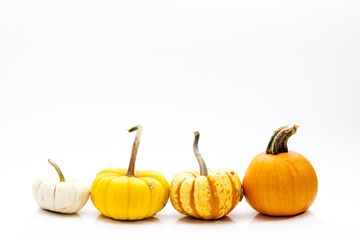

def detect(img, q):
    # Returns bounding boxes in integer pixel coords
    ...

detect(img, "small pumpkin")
[90,125,169,220]
[170,132,242,220]
[242,125,318,216]
[32,159,90,214]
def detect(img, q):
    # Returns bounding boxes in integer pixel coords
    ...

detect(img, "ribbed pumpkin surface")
[91,168,169,220]
[170,168,242,219]
[243,151,318,216]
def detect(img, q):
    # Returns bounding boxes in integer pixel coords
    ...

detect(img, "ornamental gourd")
[90,125,169,220]
[242,125,318,216]
[170,132,243,220]
[32,159,90,214]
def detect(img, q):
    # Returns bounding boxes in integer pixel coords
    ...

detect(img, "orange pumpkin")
[242,125,318,216]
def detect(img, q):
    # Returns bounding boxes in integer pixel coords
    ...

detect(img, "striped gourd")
[169,132,242,219]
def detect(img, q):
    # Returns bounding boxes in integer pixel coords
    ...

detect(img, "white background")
[1,0,360,239]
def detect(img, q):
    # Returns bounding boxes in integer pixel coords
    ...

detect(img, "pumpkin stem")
[266,124,298,155]
[125,125,143,177]
[48,159,65,182]
[193,132,208,176]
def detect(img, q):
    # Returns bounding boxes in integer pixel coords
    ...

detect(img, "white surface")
[1,0,360,239]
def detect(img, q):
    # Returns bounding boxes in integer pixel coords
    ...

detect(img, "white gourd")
[32,159,90,214]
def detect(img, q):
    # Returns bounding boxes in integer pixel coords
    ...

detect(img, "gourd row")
[33,124,318,220]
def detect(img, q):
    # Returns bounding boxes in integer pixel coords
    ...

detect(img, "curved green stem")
[266,124,298,155]
[48,159,65,182]
[193,131,208,176]
[125,125,143,177]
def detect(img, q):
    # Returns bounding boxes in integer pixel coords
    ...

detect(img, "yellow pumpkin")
[170,132,243,220]
[90,125,169,220]
[242,125,318,216]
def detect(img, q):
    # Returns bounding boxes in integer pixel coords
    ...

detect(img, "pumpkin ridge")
[137,171,169,207]
[285,158,307,212]
[53,182,59,211]
[207,175,220,219]
[126,178,130,219]
[35,178,47,203]
[267,156,277,214]
[249,157,266,213]
[189,179,200,218]
[73,183,85,213]
[300,158,318,211]
[145,181,153,219]
[129,178,149,220]
[98,176,116,218]
[224,171,238,213]
[140,177,162,218]
[170,173,188,215]
[104,177,115,218]
[144,179,154,218]
[68,183,76,213]
[276,158,291,215]
[177,178,189,215]
[189,171,198,178]
[259,156,271,212]
[90,176,102,207]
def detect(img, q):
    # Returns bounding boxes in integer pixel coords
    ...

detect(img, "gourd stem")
[125,125,143,177]
[48,159,65,182]
[193,132,208,176]
[266,124,298,155]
